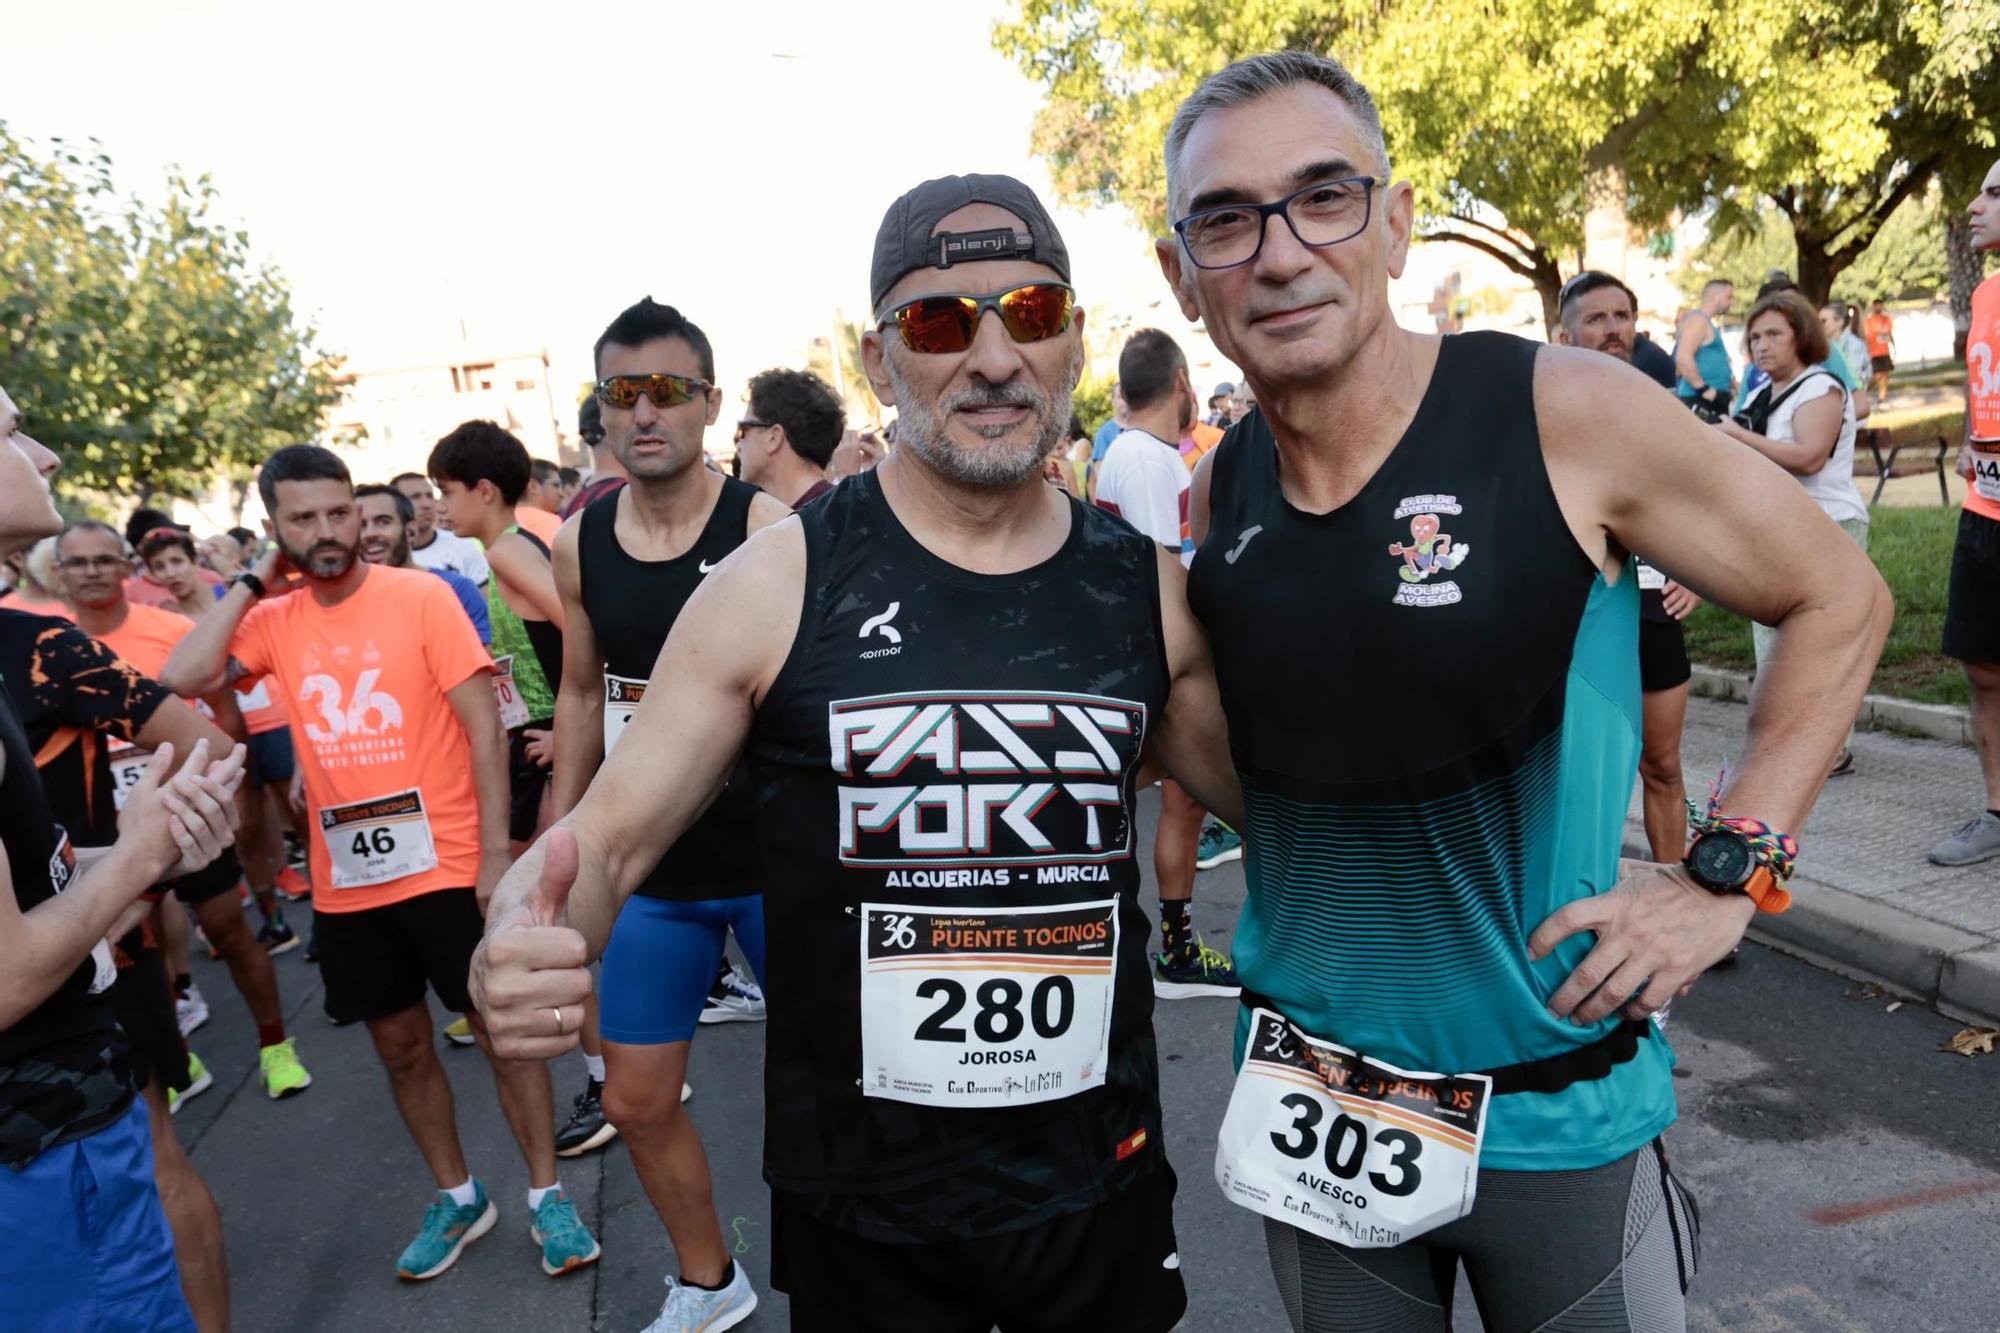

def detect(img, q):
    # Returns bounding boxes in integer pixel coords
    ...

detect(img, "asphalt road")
[172,793,2000,1332]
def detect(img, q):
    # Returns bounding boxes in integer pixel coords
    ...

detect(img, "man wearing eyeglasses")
[735,367,845,508]
[475,175,1238,1333]
[1158,50,1889,1332]
[535,297,790,1329]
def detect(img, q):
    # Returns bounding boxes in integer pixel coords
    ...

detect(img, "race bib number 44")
[860,899,1118,1108]
[320,789,439,890]
[1215,1008,1491,1250]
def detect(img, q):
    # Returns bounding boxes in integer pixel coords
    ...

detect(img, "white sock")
[443,1179,478,1207]
[527,1182,562,1210]
[582,1053,606,1082]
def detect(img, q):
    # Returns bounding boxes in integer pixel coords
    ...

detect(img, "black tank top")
[0,687,134,1167]
[749,468,1170,1243]
[578,476,761,899]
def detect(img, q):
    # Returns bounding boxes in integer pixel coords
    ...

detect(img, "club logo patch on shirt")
[1387,495,1471,608]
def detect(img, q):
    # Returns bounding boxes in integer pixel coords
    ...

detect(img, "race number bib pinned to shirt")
[492,655,530,731]
[320,789,439,890]
[107,743,154,812]
[1971,442,2000,505]
[860,899,1118,1108]
[1215,1008,1492,1250]
[1636,560,1668,592]
[603,673,645,754]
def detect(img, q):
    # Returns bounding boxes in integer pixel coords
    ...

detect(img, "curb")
[1623,834,2000,1026]
[1688,666,1972,747]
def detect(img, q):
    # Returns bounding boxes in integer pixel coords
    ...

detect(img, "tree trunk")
[1792,241,1838,308]
[1581,149,1631,280]
[1946,212,1980,362]
[1533,253,1565,341]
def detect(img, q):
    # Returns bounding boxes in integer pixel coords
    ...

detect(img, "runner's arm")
[472,519,805,1058]
[1711,389,1843,474]
[487,533,565,630]
[133,695,235,760]
[549,519,603,819]
[1671,312,1711,389]
[443,670,512,905]
[746,490,794,533]
[1151,550,1243,829]
[160,545,286,696]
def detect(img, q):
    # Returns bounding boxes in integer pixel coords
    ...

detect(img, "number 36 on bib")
[860,899,1118,1109]
[1215,1008,1492,1250]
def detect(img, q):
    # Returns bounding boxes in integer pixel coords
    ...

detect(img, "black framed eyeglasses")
[596,372,713,410]
[734,418,774,444]
[1172,175,1389,271]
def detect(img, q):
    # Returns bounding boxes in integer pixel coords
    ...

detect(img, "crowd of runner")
[3,47,1994,1333]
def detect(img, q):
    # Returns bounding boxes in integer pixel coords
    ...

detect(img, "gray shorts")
[1264,1140,1700,1333]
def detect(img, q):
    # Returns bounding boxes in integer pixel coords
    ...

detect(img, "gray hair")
[1165,50,1391,218]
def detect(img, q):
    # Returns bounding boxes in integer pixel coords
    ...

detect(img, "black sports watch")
[1683,828,1756,894]
[232,571,266,600]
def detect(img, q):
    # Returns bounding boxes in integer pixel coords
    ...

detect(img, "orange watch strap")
[1741,865,1791,914]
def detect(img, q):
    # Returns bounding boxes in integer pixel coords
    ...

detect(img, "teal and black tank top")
[487,526,563,726]
[1676,319,1732,401]
[1186,331,1674,1171]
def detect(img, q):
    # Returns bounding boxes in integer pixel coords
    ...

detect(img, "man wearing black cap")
[473,173,1240,1331]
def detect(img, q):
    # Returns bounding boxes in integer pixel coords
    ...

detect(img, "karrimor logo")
[858,602,903,659]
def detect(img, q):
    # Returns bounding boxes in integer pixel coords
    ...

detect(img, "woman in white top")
[1820,301,1876,420]
[1717,288,1868,773]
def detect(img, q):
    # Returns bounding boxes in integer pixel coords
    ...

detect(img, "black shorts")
[1870,352,1894,373]
[246,728,295,789]
[315,888,483,1025]
[108,943,190,1095]
[1639,613,1692,693]
[506,722,552,843]
[168,850,242,907]
[772,1164,1186,1333]
[1944,509,2000,665]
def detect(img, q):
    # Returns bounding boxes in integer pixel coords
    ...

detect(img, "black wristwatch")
[232,571,266,600]
[1683,828,1756,894]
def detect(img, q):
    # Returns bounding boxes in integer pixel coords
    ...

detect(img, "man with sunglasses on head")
[736,367,845,508]
[475,177,1238,1333]
[536,298,789,1328]
[1159,52,1889,1331]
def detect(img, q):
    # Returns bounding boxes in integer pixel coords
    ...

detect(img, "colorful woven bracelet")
[1685,765,1799,883]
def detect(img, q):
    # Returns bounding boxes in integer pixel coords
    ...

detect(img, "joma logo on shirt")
[828,690,1146,867]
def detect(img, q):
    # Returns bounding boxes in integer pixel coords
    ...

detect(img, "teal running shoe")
[1195,820,1243,869]
[396,1182,498,1281]
[641,1260,758,1332]
[530,1187,601,1277]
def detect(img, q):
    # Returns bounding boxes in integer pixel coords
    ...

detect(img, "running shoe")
[276,866,312,902]
[699,964,767,1024]
[1929,811,2000,867]
[641,1262,758,1333]
[168,1052,213,1116]
[1828,749,1855,778]
[176,983,211,1037]
[260,1037,312,1099]
[1153,939,1242,999]
[555,1079,618,1158]
[682,1082,693,1103]
[1195,821,1244,870]
[529,1188,601,1277]
[397,1183,497,1281]
[442,1016,477,1047]
[258,920,301,956]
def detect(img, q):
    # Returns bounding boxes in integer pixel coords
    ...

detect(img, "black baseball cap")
[870,173,1071,314]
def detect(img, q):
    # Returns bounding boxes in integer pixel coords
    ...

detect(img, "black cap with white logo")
[869,173,1072,314]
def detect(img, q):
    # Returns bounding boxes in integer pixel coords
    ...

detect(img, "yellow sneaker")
[443,1016,477,1048]
[260,1037,312,1099]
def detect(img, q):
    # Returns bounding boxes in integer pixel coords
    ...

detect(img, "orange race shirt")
[515,505,562,546]
[231,566,493,912]
[93,602,194,680]
[1966,273,2000,521]
[1863,311,1894,358]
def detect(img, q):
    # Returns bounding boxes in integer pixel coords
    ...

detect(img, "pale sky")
[9,0,1199,413]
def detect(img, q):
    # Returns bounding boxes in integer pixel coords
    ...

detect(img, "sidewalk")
[1629,694,2000,1025]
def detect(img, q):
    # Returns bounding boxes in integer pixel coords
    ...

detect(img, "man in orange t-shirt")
[1862,299,1896,405]
[158,444,600,1282]
[56,521,310,1101]
[1932,156,2000,868]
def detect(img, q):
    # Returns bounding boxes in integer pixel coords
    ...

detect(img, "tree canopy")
[0,127,340,502]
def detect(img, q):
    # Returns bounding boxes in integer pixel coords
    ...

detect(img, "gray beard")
[885,350,1077,488]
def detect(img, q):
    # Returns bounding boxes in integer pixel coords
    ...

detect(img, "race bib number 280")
[860,899,1118,1108]
[1215,1008,1491,1250]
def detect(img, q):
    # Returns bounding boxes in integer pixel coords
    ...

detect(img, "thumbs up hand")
[471,826,594,1059]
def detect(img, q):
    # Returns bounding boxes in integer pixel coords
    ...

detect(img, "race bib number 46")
[320,789,439,890]
[860,898,1118,1108]
[1215,1008,1491,1250]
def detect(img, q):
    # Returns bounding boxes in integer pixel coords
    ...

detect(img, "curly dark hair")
[746,368,846,468]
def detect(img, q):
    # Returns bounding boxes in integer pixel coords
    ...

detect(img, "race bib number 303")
[860,898,1118,1108]
[1215,1008,1491,1250]
[320,788,439,890]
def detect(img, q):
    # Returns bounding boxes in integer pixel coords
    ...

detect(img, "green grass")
[1680,504,1966,707]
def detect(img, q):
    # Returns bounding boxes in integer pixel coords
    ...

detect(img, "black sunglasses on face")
[734,419,774,444]
[1172,175,1388,271]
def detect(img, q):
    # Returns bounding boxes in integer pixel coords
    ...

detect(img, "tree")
[0,127,340,502]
